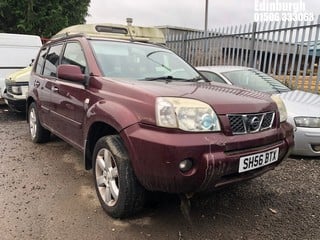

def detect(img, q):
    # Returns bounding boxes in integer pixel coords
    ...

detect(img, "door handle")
[34,80,40,87]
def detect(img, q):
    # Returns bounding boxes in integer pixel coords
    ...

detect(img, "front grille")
[228,112,275,135]
[261,112,275,130]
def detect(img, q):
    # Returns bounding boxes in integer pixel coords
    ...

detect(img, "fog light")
[179,159,193,173]
[311,144,320,152]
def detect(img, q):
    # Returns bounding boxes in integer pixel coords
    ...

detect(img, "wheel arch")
[26,96,35,123]
[84,121,118,170]
[84,101,139,170]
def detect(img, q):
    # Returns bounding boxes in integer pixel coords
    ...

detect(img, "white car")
[197,66,320,157]
[3,66,31,112]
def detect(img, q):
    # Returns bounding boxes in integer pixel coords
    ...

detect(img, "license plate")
[239,148,279,173]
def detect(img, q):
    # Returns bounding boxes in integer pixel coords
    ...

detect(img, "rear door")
[32,44,63,128]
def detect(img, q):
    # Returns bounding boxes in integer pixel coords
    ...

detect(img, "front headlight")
[10,86,22,95]
[271,95,287,122]
[294,117,320,128]
[155,97,221,132]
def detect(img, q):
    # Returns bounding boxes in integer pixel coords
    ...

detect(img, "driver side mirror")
[57,64,85,83]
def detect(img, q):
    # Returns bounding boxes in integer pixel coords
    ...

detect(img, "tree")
[0,0,90,38]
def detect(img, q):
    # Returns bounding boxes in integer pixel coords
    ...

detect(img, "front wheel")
[28,102,50,143]
[93,135,146,218]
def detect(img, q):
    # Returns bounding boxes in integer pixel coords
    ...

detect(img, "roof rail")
[51,23,166,44]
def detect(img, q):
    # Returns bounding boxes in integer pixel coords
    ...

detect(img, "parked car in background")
[197,66,320,157]
[27,23,293,218]
[3,66,32,112]
[0,33,42,100]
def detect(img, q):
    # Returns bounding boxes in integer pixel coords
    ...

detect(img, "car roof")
[51,23,166,45]
[196,66,251,74]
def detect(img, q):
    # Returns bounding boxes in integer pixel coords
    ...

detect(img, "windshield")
[222,69,290,93]
[90,40,200,81]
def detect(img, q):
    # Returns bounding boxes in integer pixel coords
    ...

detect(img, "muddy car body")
[197,66,320,157]
[27,23,294,218]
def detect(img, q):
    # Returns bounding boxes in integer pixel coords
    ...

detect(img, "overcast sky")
[86,0,320,30]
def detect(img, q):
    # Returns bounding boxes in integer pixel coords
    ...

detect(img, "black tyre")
[28,102,50,143]
[93,135,146,218]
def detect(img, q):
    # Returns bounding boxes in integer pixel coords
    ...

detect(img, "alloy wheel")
[95,148,119,207]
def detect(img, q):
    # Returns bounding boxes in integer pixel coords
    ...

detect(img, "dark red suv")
[27,24,294,218]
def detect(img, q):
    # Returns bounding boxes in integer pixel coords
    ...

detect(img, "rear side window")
[62,42,87,74]
[35,48,48,75]
[43,44,63,77]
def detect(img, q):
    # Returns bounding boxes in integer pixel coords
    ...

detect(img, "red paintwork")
[121,121,293,193]
[57,64,85,82]
[28,35,294,194]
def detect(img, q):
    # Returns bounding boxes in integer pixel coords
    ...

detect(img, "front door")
[50,41,88,149]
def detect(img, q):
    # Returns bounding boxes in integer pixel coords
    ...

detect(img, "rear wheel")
[93,135,146,218]
[28,102,50,143]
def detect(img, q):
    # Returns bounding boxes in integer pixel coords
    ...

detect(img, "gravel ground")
[0,104,319,240]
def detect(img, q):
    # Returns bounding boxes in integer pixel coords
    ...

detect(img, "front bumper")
[291,127,320,156]
[3,92,26,112]
[122,122,294,193]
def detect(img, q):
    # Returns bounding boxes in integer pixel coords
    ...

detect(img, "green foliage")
[0,0,90,38]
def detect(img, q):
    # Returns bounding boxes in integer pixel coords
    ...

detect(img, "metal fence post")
[249,22,257,68]
[181,32,188,60]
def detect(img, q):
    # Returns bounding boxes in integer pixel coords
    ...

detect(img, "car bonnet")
[116,80,276,115]
[279,90,320,117]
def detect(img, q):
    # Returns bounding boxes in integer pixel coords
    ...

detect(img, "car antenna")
[126,17,134,42]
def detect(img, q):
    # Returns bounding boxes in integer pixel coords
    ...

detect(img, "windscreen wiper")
[143,75,209,83]
[143,76,185,82]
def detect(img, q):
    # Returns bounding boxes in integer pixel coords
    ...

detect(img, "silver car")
[197,66,320,157]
